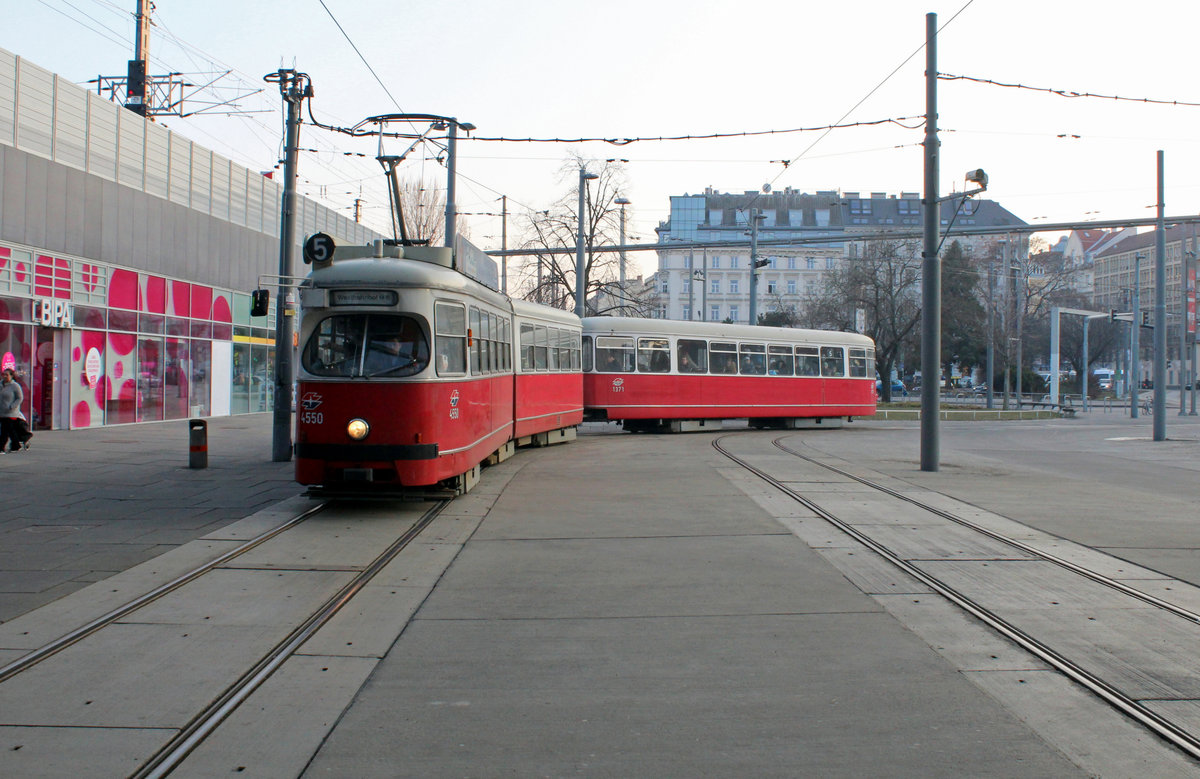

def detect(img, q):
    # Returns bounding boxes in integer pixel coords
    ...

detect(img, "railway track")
[0,498,450,777]
[714,432,1200,763]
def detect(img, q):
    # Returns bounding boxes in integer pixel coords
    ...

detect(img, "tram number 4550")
[300,411,324,425]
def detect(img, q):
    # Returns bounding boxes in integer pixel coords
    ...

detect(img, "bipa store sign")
[31,299,73,328]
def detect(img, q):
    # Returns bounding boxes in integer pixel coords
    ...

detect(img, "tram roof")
[581,317,874,348]
[305,256,509,304]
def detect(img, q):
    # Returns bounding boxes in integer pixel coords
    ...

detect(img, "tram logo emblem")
[300,392,323,411]
[449,389,460,420]
[611,378,625,393]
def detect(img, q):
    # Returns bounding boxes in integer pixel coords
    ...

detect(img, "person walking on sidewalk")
[0,368,31,453]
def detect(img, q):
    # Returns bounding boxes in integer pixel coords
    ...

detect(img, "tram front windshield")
[302,313,429,377]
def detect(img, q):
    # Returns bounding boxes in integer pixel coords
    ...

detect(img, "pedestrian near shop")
[0,369,31,453]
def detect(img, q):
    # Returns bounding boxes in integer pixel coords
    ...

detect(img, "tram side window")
[710,341,739,374]
[558,329,572,371]
[435,302,467,375]
[534,326,549,370]
[769,345,794,376]
[520,323,535,370]
[547,328,560,370]
[796,346,820,376]
[571,331,582,371]
[502,318,512,371]
[866,347,875,380]
[469,308,481,374]
[848,347,869,378]
[820,346,845,377]
[596,336,634,372]
[582,336,594,372]
[739,343,766,375]
[677,339,707,373]
[637,338,670,373]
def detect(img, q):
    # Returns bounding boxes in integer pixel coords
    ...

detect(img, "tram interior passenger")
[677,340,708,373]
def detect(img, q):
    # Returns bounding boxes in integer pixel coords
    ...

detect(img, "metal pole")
[920,11,940,472]
[1153,150,1166,440]
[575,167,588,318]
[1050,307,1060,406]
[1132,253,1142,418]
[500,195,507,295]
[701,248,708,321]
[271,69,304,462]
[749,208,761,325]
[617,199,628,311]
[1015,255,1024,408]
[687,250,694,320]
[998,238,1008,408]
[1082,316,1089,412]
[1180,238,1190,412]
[986,259,994,409]
[444,121,458,250]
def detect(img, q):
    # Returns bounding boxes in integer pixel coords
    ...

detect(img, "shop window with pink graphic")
[71,331,106,429]
[164,338,191,421]
[105,332,138,424]
[138,337,164,422]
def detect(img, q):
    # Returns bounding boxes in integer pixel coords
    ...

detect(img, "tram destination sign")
[330,290,399,306]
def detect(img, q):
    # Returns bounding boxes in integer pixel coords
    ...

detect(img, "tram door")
[32,328,67,430]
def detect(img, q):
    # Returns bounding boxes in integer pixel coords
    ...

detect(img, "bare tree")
[515,157,651,316]
[799,239,923,401]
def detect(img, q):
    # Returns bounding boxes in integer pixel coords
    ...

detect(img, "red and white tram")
[294,245,582,496]
[582,317,876,432]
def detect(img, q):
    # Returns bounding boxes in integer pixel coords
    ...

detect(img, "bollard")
[189,419,208,469]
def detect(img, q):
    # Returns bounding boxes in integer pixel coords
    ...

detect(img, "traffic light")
[250,288,270,317]
[1110,309,1118,322]
[1142,311,1152,327]
[754,259,769,269]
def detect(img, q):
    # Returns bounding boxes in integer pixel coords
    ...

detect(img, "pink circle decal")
[73,401,92,428]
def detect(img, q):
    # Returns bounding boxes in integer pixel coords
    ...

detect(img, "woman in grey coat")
[0,368,29,452]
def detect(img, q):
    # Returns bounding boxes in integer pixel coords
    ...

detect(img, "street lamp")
[615,196,630,311]
[576,168,599,318]
[748,209,767,325]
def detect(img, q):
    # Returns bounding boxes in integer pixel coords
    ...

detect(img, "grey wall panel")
[22,155,48,248]
[85,93,117,181]
[81,172,103,259]
[145,194,162,268]
[168,134,190,206]
[2,146,26,242]
[62,166,86,257]
[0,145,7,237]
[100,178,119,263]
[191,209,209,284]
[53,79,87,171]
[116,113,144,190]
[43,158,67,251]
[16,59,53,159]
[0,50,16,146]
[131,191,149,270]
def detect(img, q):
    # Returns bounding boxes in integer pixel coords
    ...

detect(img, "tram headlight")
[347,418,370,440]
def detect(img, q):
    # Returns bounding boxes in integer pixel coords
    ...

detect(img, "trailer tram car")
[294,245,582,497]
[582,317,876,432]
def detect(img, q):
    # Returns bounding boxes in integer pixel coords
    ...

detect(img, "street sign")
[303,232,335,265]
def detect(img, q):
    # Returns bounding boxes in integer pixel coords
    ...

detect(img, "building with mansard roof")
[650,187,1027,323]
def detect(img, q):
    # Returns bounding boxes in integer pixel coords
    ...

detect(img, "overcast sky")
[8,1,1200,277]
